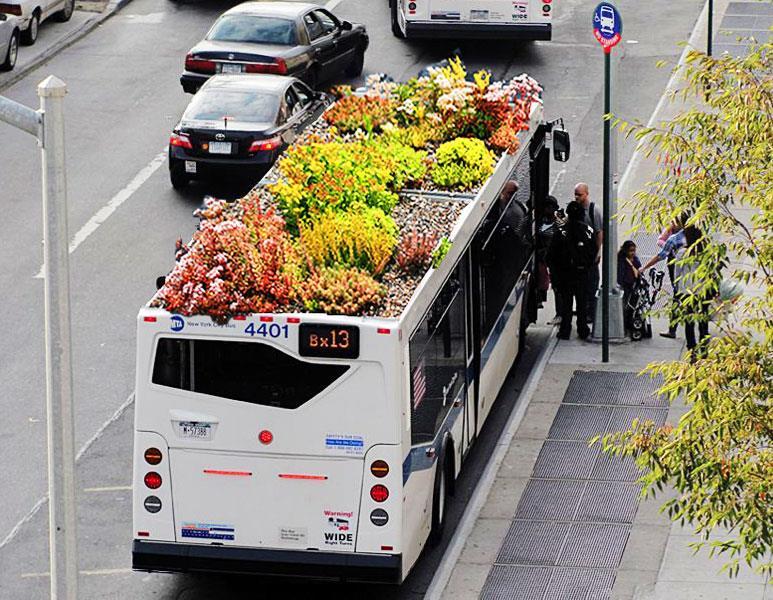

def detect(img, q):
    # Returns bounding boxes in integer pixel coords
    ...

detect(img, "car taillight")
[244,58,287,75]
[144,447,162,465]
[144,472,162,489]
[185,54,216,74]
[370,484,389,502]
[370,460,389,478]
[169,132,192,149]
[249,136,282,153]
[0,3,22,15]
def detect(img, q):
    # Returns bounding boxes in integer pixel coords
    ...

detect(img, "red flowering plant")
[395,230,439,275]
[323,94,398,133]
[152,198,301,321]
[299,266,386,315]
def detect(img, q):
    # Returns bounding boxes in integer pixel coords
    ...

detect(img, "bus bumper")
[132,540,402,583]
[404,21,551,40]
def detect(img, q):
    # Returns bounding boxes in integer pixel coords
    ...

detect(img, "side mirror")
[0,14,6,21]
[340,20,353,31]
[553,128,570,162]
[156,276,166,290]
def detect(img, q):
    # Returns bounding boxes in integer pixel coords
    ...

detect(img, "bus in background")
[389,0,553,40]
[132,92,569,583]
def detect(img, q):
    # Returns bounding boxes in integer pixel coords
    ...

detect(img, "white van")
[0,0,74,46]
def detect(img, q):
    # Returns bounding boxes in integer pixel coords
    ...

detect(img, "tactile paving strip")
[481,566,552,600]
[606,406,668,433]
[548,405,614,441]
[544,568,616,600]
[559,523,631,568]
[563,371,666,407]
[497,521,570,566]
[575,482,641,523]
[590,451,643,482]
[532,441,600,480]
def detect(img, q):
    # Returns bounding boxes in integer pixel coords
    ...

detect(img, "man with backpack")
[574,183,603,323]
[548,200,596,340]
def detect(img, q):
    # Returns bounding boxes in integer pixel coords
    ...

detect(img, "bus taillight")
[370,460,389,478]
[259,430,274,445]
[144,472,162,489]
[144,447,162,465]
[370,484,389,502]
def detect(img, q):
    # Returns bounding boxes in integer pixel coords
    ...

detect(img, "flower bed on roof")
[152,59,542,320]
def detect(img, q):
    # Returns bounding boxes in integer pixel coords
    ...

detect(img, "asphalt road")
[0,0,704,596]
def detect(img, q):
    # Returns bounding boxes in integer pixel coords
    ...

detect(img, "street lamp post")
[0,76,78,600]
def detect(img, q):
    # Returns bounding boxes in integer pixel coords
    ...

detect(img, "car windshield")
[207,15,297,45]
[185,90,280,124]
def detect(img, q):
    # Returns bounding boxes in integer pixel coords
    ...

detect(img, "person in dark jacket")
[617,240,641,331]
[548,201,595,340]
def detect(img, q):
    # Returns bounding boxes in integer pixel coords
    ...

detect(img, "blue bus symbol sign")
[171,315,185,332]
[593,2,622,51]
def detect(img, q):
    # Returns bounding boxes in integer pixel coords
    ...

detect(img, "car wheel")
[345,48,365,78]
[429,443,452,545]
[21,11,39,46]
[169,159,189,189]
[54,0,75,23]
[1,29,19,71]
[390,0,405,38]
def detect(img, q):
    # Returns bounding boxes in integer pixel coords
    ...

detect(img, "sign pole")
[602,48,611,363]
[707,0,713,55]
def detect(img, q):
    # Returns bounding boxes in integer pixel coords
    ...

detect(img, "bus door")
[461,251,479,450]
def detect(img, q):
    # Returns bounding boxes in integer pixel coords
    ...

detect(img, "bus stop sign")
[593,2,622,52]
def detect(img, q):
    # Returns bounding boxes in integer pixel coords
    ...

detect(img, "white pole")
[38,75,78,600]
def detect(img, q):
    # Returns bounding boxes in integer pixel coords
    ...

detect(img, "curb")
[424,331,559,600]
[0,0,133,92]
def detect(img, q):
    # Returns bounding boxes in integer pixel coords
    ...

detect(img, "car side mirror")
[552,128,570,162]
[0,14,6,21]
[156,276,166,290]
[340,20,353,31]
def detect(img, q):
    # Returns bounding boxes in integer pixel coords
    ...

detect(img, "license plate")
[209,141,232,154]
[177,422,212,440]
[185,160,197,173]
[221,63,243,74]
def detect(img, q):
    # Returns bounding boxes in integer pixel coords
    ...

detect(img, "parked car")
[180,1,368,94]
[169,73,331,188]
[0,12,19,70]
[0,0,74,46]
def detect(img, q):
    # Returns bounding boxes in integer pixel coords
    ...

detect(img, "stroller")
[626,269,665,341]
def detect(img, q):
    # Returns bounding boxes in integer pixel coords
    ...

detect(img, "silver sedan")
[0,12,20,71]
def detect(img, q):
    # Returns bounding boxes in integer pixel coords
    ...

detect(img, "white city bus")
[132,105,568,582]
[389,0,553,40]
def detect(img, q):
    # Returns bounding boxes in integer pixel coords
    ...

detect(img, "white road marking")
[22,568,132,578]
[550,168,566,195]
[83,485,132,493]
[0,393,135,550]
[34,150,167,278]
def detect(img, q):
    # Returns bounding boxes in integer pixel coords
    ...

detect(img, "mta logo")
[171,315,185,332]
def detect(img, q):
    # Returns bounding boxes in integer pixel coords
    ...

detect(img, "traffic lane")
[0,0,227,537]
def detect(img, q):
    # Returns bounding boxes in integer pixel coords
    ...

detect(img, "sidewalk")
[431,1,772,598]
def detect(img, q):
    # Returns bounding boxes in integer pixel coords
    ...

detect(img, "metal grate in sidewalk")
[481,371,668,600]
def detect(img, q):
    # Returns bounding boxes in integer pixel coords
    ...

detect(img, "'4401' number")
[244,323,289,339]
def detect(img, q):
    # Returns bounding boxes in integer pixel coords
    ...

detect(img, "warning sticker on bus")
[325,434,364,455]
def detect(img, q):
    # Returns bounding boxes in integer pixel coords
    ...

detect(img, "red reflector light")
[370,460,389,478]
[0,3,23,15]
[202,469,252,477]
[137,531,150,537]
[185,54,216,74]
[233,315,246,320]
[278,473,328,480]
[244,58,287,75]
[381,545,394,551]
[259,430,274,445]
[259,316,274,322]
[249,137,282,153]
[377,328,391,335]
[169,132,193,149]
[286,317,301,323]
[370,484,389,502]
[144,447,162,465]
[144,472,162,489]
[143,316,157,322]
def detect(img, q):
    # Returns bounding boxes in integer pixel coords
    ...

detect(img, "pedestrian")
[656,220,682,338]
[537,195,562,322]
[616,240,641,332]
[573,183,603,323]
[548,201,596,340]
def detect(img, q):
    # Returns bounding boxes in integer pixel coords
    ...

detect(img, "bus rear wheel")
[390,0,405,38]
[429,444,452,545]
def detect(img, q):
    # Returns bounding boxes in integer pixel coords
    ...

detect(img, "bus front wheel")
[390,0,406,38]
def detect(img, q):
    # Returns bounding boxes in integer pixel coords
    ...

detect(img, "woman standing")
[617,240,641,334]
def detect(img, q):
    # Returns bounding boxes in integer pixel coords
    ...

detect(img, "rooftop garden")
[152,59,542,320]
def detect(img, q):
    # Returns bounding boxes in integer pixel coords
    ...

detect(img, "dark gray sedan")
[180,1,368,94]
[169,74,331,188]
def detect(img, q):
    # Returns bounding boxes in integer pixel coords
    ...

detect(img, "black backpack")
[564,221,595,271]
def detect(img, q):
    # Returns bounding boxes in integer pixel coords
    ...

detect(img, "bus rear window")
[152,338,349,409]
